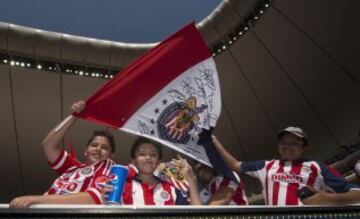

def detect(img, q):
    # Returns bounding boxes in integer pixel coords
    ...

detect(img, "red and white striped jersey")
[241,159,360,205]
[122,164,188,205]
[199,175,248,205]
[46,150,114,204]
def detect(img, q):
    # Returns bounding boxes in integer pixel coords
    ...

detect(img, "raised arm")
[212,135,242,173]
[41,101,85,164]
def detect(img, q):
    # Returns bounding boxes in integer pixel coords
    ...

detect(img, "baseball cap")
[277,126,309,146]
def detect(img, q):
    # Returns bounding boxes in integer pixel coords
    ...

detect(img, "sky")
[0,0,221,43]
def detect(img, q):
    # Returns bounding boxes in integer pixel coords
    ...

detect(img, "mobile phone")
[297,187,316,200]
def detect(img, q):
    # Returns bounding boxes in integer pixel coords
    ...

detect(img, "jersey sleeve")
[86,159,115,204]
[127,163,139,181]
[319,162,360,193]
[49,149,81,175]
[241,160,266,179]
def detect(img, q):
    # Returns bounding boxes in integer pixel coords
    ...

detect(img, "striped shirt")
[122,164,188,205]
[199,175,248,205]
[241,159,360,205]
[46,150,114,204]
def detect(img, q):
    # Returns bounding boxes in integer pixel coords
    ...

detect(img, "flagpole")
[54,115,74,133]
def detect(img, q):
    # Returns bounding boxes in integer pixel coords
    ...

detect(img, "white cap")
[277,126,308,145]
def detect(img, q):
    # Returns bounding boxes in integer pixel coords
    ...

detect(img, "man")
[212,126,360,205]
[10,101,116,208]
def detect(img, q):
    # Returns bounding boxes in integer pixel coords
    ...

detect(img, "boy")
[213,126,360,205]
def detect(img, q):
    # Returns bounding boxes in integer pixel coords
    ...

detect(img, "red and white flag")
[75,23,221,167]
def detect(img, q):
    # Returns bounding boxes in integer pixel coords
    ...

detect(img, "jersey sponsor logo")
[271,173,303,183]
[95,176,110,189]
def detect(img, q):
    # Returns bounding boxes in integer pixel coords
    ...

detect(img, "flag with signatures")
[74,23,237,182]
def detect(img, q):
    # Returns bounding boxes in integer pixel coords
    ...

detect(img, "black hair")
[130,137,162,159]
[86,130,116,153]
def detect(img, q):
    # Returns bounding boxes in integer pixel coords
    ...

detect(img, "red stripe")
[163,183,175,205]
[285,161,303,205]
[219,177,230,188]
[143,184,155,205]
[306,163,318,187]
[94,160,105,173]
[126,164,138,180]
[265,160,275,205]
[82,175,91,193]
[51,150,69,175]
[75,23,211,128]
[272,161,284,205]
[55,151,82,175]
[210,180,217,194]
[232,182,247,205]
[327,165,343,178]
[87,190,102,204]
[211,177,230,195]
[46,187,56,195]
[122,181,133,204]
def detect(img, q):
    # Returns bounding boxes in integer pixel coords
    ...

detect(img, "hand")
[70,100,86,113]
[171,155,196,182]
[100,184,114,203]
[211,135,218,143]
[9,195,40,208]
[301,186,335,205]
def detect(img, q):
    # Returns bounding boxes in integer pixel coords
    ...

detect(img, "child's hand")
[172,155,196,182]
[101,184,114,203]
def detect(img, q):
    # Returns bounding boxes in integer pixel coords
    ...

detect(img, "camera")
[297,187,316,200]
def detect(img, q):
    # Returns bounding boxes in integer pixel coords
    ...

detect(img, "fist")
[71,100,86,113]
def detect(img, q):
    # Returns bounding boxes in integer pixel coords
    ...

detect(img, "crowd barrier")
[1,204,359,219]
